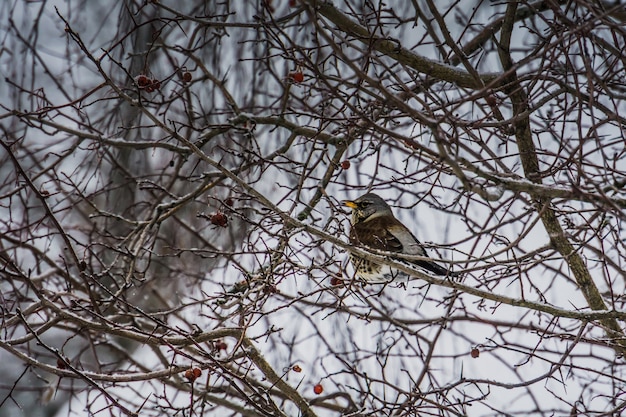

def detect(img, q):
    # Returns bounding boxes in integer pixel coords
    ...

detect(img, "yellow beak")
[342,200,358,209]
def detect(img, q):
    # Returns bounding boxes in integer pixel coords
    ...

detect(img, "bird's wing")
[351,217,424,254]
[388,223,453,275]
[385,223,427,256]
[378,219,453,276]
[351,217,454,276]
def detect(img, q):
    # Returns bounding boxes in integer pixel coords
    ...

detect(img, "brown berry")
[484,89,497,106]
[313,383,323,395]
[57,358,67,369]
[215,340,228,351]
[292,365,302,373]
[224,197,234,206]
[289,71,304,83]
[470,348,480,358]
[184,369,195,382]
[182,72,192,83]
[330,275,342,286]
[340,160,350,169]
[210,212,228,227]
[192,367,202,378]
[289,0,297,6]
[145,85,155,93]
[136,75,149,87]
[152,80,161,90]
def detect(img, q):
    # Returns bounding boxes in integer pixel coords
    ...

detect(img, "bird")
[343,193,458,283]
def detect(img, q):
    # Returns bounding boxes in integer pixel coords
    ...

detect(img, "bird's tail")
[418,260,462,278]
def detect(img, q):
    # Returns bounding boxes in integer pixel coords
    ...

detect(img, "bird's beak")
[342,200,358,209]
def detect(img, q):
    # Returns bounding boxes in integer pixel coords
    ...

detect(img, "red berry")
[289,71,304,83]
[292,365,302,373]
[136,75,149,87]
[145,85,155,93]
[330,275,342,286]
[192,368,202,378]
[210,212,228,227]
[56,358,67,369]
[182,72,192,83]
[470,348,480,358]
[313,384,323,395]
[340,160,350,169]
[289,0,297,6]
[152,80,161,90]
[215,340,228,351]
[224,197,234,207]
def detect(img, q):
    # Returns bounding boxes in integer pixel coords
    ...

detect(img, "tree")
[1,0,625,416]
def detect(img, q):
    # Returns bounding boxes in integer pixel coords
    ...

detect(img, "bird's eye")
[359,201,370,208]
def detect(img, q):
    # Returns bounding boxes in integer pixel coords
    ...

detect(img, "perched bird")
[343,193,457,283]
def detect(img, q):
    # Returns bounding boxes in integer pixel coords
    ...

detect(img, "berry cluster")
[135,74,161,93]
[184,367,202,383]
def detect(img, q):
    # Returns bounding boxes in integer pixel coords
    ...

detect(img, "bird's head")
[343,193,393,224]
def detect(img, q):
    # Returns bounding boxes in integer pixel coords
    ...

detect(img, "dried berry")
[484,89,497,106]
[184,369,195,382]
[215,340,228,351]
[182,72,192,83]
[292,365,302,373]
[136,75,150,87]
[224,197,234,207]
[210,212,228,227]
[289,71,304,83]
[470,348,480,358]
[330,275,342,286]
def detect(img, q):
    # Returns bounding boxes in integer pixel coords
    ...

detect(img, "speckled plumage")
[343,193,455,282]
